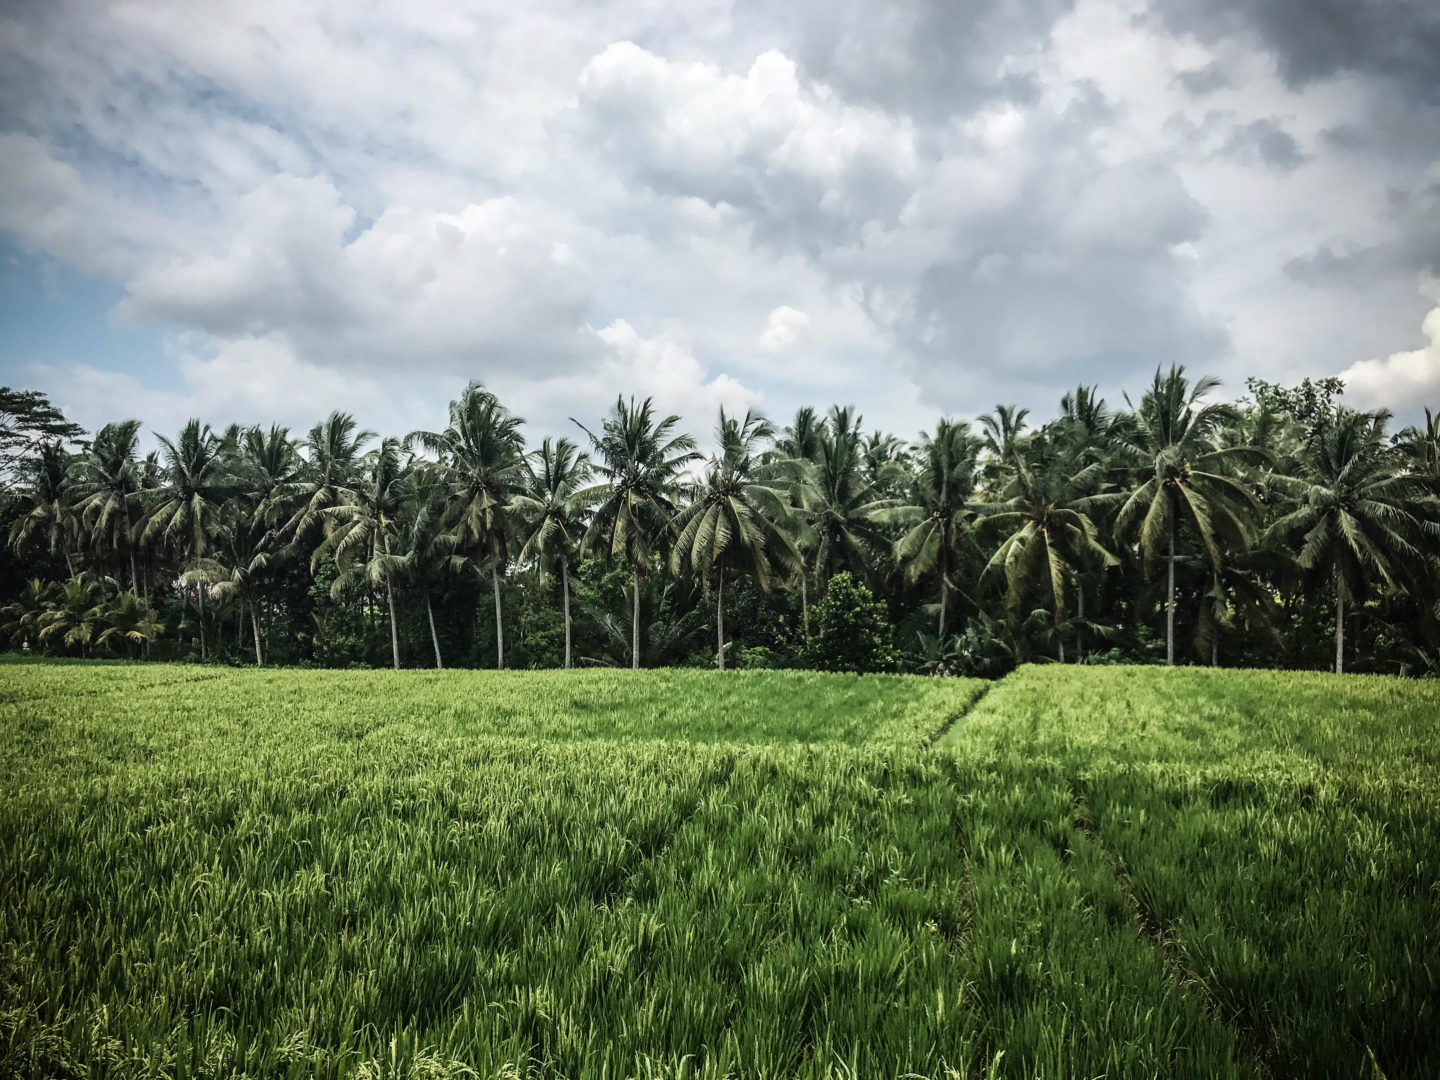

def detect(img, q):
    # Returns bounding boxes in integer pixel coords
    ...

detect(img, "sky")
[1,0,1438,448]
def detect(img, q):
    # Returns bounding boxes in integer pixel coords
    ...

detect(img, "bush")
[801,573,899,674]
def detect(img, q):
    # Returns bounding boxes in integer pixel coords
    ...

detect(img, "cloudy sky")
[2,0,1438,446]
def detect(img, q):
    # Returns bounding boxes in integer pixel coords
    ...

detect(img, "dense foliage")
[1,661,1434,1077]
[3,372,1438,675]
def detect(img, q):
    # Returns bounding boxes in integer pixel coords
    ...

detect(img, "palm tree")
[144,420,233,659]
[1,578,58,650]
[237,424,301,528]
[380,465,472,669]
[8,441,79,577]
[315,438,410,670]
[71,420,145,592]
[872,419,981,640]
[1397,408,1440,478]
[1265,409,1438,673]
[1115,366,1262,664]
[95,591,164,659]
[671,409,801,669]
[513,437,591,669]
[973,436,1118,662]
[38,577,107,657]
[283,411,373,546]
[184,513,274,666]
[575,396,699,669]
[775,406,824,462]
[978,404,1030,488]
[803,406,894,586]
[410,384,526,670]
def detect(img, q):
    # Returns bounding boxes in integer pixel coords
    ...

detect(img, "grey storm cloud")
[1221,118,1307,172]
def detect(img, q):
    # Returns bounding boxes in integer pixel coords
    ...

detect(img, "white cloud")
[758,306,811,351]
[1338,280,1440,419]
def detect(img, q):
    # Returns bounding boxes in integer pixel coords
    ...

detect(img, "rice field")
[1,661,1436,1079]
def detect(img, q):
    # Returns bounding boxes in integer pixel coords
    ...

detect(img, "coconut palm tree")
[237,424,302,528]
[513,437,591,669]
[8,441,80,577]
[71,420,146,592]
[803,406,895,587]
[1264,409,1438,673]
[575,396,699,669]
[1397,408,1440,478]
[871,419,981,640]
[671,409,801,669]
[0,578,58,650]
[978,404,1030,488]
[973,436,1118,662]
[38,577,107,657]
[376,465,472,669]
[283,411,373,547]
[95,591,164,659]
[410,384,526,670]
[1114,366,1263,664]
[144,420,234,659]
[184,513,275,666]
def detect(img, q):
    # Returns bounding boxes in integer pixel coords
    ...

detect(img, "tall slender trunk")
[129,549,138,594]
[63,549,74,578]
[716,574,725,671]
[197,585,207,661]
[561,561,572,669]
[492,561,505,670]
[631,567,641,669]
[237,601,244,645]
[1166,493,1176,666]
[1335,592,1344,675]
[1211,635,1219,668]
[1076,580,1085,663]
[251,607,264,667]
[800,573,809,637]
[387,579,400,670]
[427,594,443,669]
[937,577,948,640]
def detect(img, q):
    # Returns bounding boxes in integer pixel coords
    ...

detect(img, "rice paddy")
[1,661,1435,1078]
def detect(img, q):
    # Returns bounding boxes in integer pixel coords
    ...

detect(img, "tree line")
[3,368,1438,676]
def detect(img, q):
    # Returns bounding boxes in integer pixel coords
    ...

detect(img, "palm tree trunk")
[251,607,264,667]
[197,585,207,661]
[1335,592,1344,675]
[63,550,74,578]
[562,561,572,669]
[716,573,725,671]
[492,561,505,670]
[1076,580,1085,663]
[1166,496,1176,666]
[129,549,138,594]
[937,577,947,640]
[387,579,400,670]
[800,573,809,638]
[1211,635,1219,668]
[632,567,641,670]
[427,594,443,669]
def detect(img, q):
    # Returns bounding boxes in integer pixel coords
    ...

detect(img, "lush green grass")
[1,661,1435,1078]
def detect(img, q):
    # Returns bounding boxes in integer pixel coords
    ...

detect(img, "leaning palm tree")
[575,396,700,669]
[314,438,410,670]
[671,409,801,669]
[8,441,80,577]
[871,419,981,640]
[410,384,526,669]
[144,420,233,659]
[973,436,1118,662]
[1114,366,1263,664]
[1264,409,1438,673]
[71,420,146,591]
[512,437,591,668]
